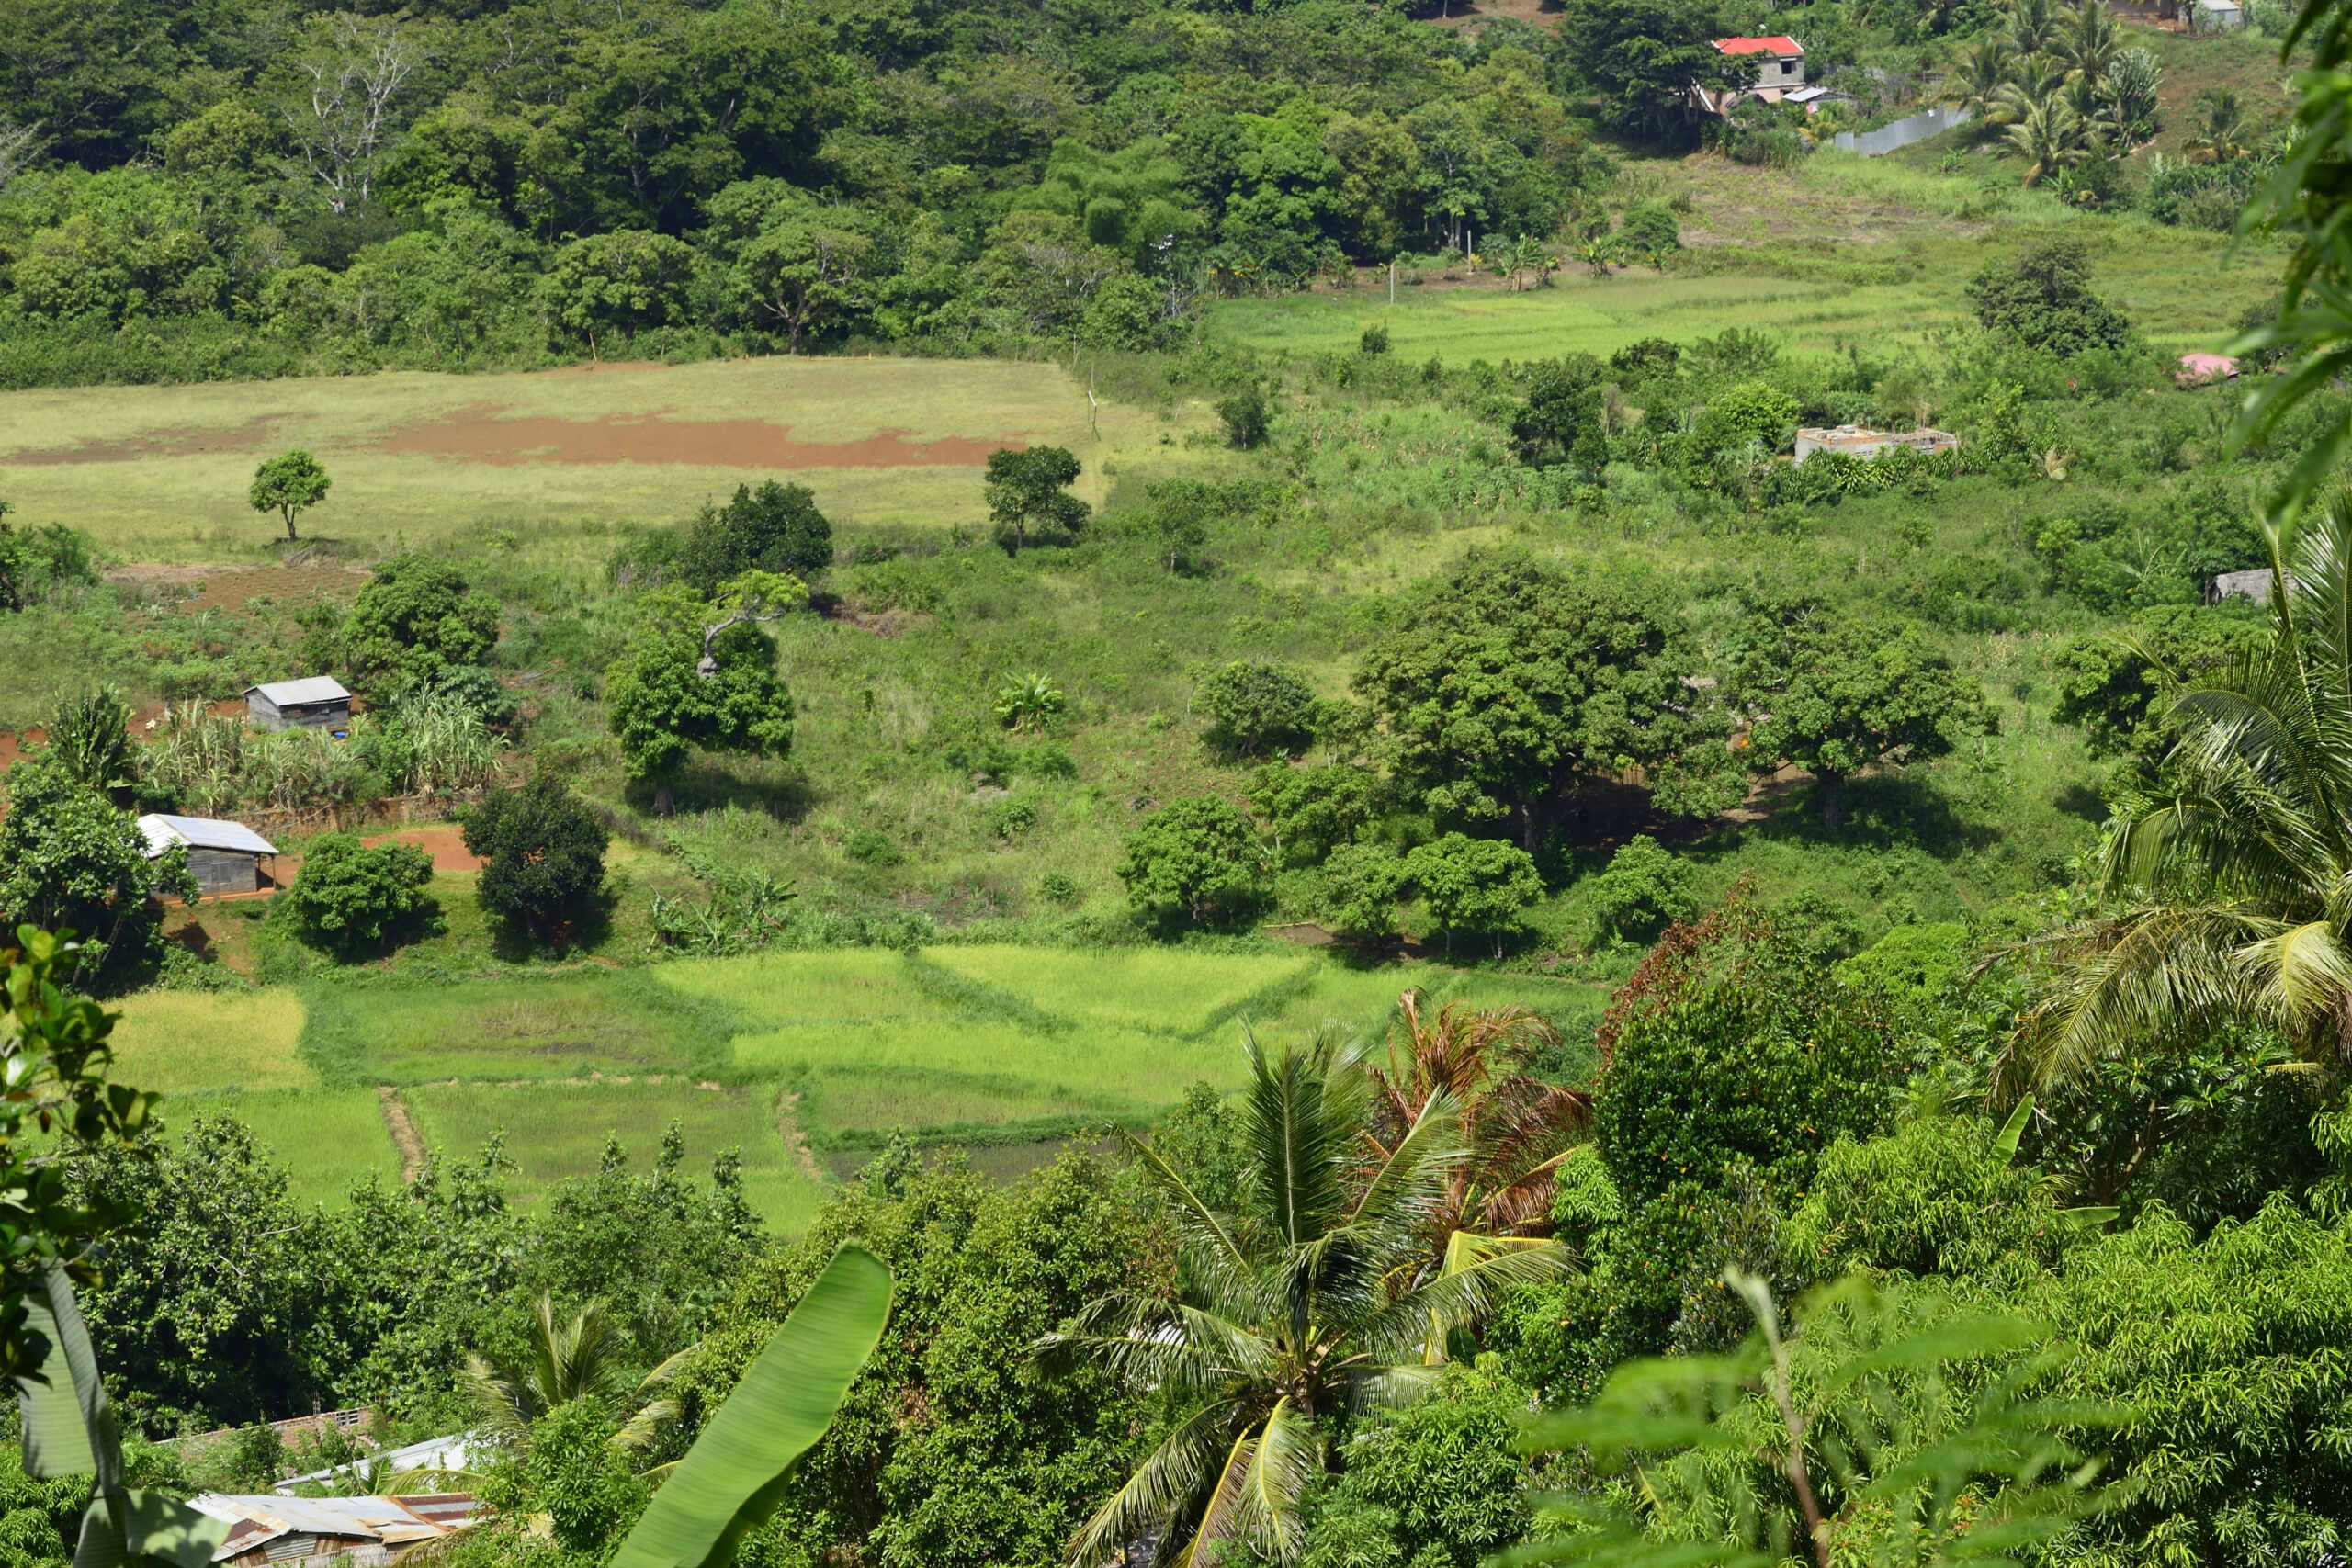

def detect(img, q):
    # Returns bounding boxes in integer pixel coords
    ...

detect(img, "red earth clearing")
[7,416,289,466]
[220,824,485,902]
[374,407,1023,468]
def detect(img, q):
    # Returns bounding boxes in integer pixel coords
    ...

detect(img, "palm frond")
[1066,1402,1244,1568]
[1347,1238,1577,1362]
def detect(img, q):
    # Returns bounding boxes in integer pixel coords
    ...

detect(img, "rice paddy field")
[128,946,1608,1227]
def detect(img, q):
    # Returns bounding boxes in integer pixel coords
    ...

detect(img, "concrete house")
[245,676,352,733]
[1697,37,1806,114]
[1793,424,1961,462]
[137,814,279,895]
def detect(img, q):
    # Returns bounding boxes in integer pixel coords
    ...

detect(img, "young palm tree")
[1364,990,1590,1285]
[2009,496,2352,1089]
[1943,38,2017,121]
[2105,46,2165,148]
[2006,0,2060,57]
[2005,96,2087,186]
[463,1294,689,1452]
[1039,1031,1573,1566]
[2184,88,2255,164]
[2051,0,2121,85]
[1994,51,2066,122]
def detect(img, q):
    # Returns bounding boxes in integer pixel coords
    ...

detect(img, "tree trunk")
[285,511,299,542]
[1820,771,1844,832]
[653,778,675,817]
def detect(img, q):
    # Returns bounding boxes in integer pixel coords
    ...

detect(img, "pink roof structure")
[1714,35,1804,54]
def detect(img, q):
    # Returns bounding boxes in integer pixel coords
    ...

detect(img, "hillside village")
[0,0,2347,1562]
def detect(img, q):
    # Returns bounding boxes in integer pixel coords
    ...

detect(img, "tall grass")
[109,988,312,1093]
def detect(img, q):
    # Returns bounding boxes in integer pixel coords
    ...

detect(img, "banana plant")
[614,1246,892,1568]
[15,1260,229,1567]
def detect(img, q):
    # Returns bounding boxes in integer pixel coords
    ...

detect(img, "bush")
[461,779,610,942]
[1586,834,1698,943]
[284,832,434,953]
[1359,323,1391,355]
[1618,202,1681,261]
[680,479,833,590]
[1967,239,2130,357]
[1117,795,1271,931]
[342,554,501,685]
[1214,384,1272,449]
[1196,660,1319,760]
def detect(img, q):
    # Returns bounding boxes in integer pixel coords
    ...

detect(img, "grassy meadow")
[0,356,1187,560]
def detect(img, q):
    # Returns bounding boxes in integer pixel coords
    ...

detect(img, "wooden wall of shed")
[187,848,262,894]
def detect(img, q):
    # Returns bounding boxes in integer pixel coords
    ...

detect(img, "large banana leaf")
[613,1246,892,1568]
[14,1263,228,1568]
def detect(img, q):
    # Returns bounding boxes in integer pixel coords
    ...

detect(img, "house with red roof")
[1696,36,1828,115]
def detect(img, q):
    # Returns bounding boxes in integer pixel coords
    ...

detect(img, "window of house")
[1781,60,1794,73]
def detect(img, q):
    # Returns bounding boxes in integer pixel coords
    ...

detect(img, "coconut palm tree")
[1363,990,1589,1288]
[1943,38,2017,121]
[1039,1031,1573,1566]
[2006,0,2060,57]
[2005,96,2088,186]
[1994,51,2067,123]
[2008,496,2352,1089]
[2051,0,2121,85]
[463,1294,690,1453]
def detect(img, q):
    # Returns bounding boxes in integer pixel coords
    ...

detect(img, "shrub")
[1618,202,1681,261]
[1359,323,1391,355]
[1117,795,1271,931]
[1586,834,1698,943]
[1196,660,1318,760]
[285,832,434,953]
[1700,380,1800,452]
[1967,239,2130,356]
[343,554,501,685]
[679,479,833,590]
[1214,384,1272,449]
[844,828,902,866]
[461,779,610,942]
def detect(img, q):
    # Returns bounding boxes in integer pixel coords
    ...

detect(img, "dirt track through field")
[7,415,289,466]
[379,1087,427,1184]
[374,406,1023,468]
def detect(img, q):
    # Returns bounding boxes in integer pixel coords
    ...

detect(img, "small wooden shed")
[137,814,279,895]
[245,677,352,733]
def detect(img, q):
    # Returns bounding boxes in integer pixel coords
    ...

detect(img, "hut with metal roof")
[192,1493,483,1566]
[245,676,352,733]
[137,813,279,895]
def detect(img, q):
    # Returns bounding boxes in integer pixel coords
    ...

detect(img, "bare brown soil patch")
[1429,0,1560,28]
[8,415,288,466]
[376,405,1023,469]
[111,561,371,615]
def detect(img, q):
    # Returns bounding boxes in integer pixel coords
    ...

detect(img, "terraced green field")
[130,945,1608,1229]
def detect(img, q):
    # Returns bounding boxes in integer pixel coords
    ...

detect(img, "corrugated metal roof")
[274,1435,479,1495]
[245,676,352,706]
[193,1495,481,1562]
[137,814,279,857]
[1715,34,1804,52]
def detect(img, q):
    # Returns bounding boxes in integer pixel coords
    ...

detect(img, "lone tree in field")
[606,572,802,815]
[249,449,332,541]
[462,778,610,942]
[984,446,1090,556]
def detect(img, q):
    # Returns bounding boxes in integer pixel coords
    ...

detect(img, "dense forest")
[10,0,2352,1557]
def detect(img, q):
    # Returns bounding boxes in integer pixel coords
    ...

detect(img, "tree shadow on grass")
[633,760,815,824]
[482,883,619,964]
[2053,781,2113,827]
[1742,773,1995,860]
